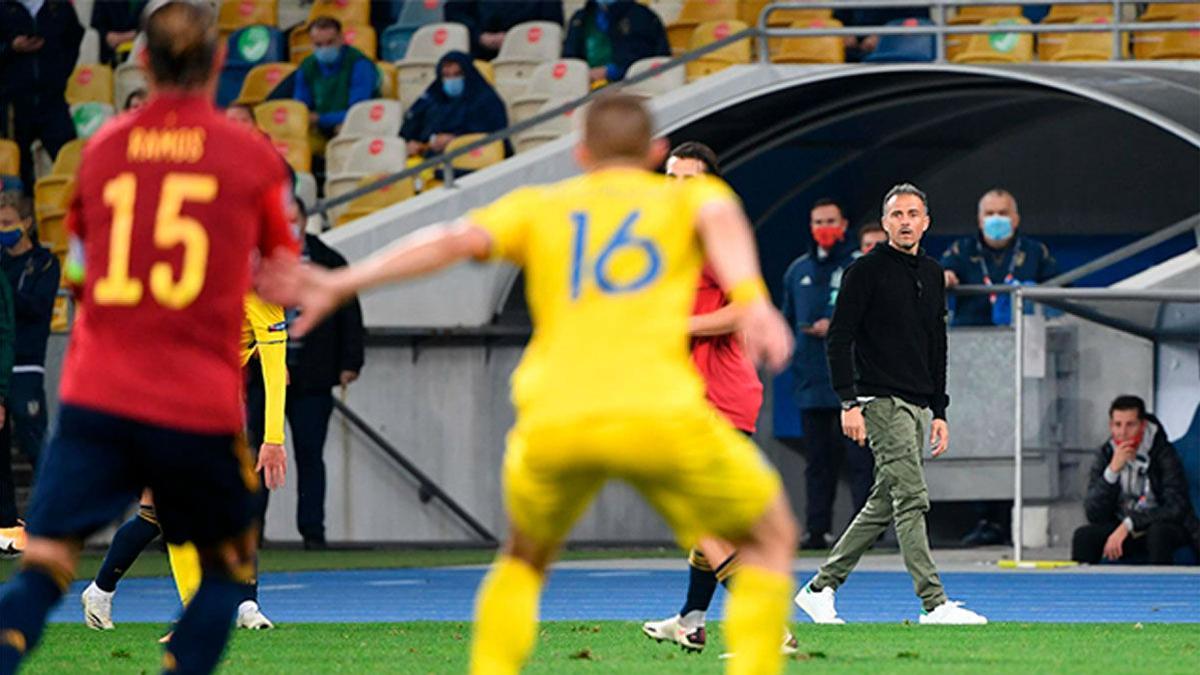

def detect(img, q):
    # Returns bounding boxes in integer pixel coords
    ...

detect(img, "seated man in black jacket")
[1072,395,1200,565]
[563,0,670,85]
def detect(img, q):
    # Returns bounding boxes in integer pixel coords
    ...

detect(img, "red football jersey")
[61,93,298,434]
[690,264,764,433]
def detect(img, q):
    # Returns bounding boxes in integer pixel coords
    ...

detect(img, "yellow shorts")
[503,404,782,549]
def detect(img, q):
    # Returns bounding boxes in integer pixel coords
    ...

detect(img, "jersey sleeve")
[687,174,740,218]
[246,295,289,445]
[465,187,539,265]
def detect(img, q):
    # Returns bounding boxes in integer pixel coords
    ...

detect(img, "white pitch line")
[259,584,307,591]
[587,571,652,578]
[366,580,426,586]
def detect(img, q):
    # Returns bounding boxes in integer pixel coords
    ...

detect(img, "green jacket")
[0,273,14,401]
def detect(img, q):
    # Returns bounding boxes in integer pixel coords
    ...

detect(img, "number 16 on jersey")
[569,211,662,300]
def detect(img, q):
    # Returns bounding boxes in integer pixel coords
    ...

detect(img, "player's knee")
[891,489,930,519]
[196,530,257,584]
[502,528,555,574]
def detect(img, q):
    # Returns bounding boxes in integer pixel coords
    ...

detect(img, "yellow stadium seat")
[308,0,370,26]
[1050,16,1129,61]
[37,208,69,253]
[236,62,296,105]
[34,176,74,221]
[948,5,1023,25]
[447,134,505,172]
[336,173,415,226]
[1148,29,1200,59]
[740,1,831,27]
[1039,3,1113,59]
[771,18,844,63]
[51,294,71,333]
[668,0,739,53]
[289,24,314,64]
[65,64,114,105]
[376,61,397,99]
[475,59,495,85]
[950,17,1033,63]
[218,0,278,37]
[254,100,310,140]
[344,24,377,59]
[0,140,19,177]
[269,135,312,173]
[50,140,85,177]
[1139,3,1200,22]
[685,20,750,80]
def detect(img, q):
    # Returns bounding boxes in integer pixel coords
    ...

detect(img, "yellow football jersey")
[467,168,738,423]
[242,293,288,444]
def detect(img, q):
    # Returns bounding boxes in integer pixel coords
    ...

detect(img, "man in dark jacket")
[246,201,365,549]
[446,0,563,61]
[400,51,508,159]
[0,0,83,194]
[781,198,873,549]
[1072,395,1200,565]
[563,0,670,85]
[90,0,148,65]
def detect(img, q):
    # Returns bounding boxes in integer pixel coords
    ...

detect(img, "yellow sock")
[723,565,794,675]
[469,556,542,675]
[166,542,202,606]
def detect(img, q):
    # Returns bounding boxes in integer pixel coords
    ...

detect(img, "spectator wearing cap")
[91,0,148,65]
[563,0,670,85]
[400,51,507,159]
[0,0,83,194]
[293,16,379,140]
[446,0,564,61]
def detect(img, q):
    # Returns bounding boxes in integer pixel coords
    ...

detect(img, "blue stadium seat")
[218,24,286,107]
[864,17,935,62]
[381,0,444,62]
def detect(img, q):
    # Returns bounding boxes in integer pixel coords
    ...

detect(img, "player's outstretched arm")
[258,222,492,336]
[695,200,793,372]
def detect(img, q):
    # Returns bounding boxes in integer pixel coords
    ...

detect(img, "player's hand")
[339,370,359,387]
[256,443,287,490]
[741,301,793,373]
[802,318,830,338]
[1109,441,1137,473]
[842,406,866,446]
[1103,522,1129,561]
[258,255,347,338]
[12,36,44,52]
[944,270,960,288]
[930,419,949,457]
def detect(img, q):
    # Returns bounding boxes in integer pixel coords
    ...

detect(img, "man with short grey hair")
[794,183,987,625]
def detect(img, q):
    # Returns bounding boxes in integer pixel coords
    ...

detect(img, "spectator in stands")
[247,199,365,550]
[446,0,564,61]
[400,51,507,158]
[225,102,256,127]
[782,199,874,549]
[858,220,887,253]
[563,0,670,85]
[293,17,379,140]
[124,88,147,111]
[834,5,929,62]
[90,0,147,65]
[0,0,83,194]
[1072,395,1200,565]
[0,201,15,555]
[0,191,58,496]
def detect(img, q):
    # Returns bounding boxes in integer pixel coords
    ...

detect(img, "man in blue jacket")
[781,199,874,549]
[563,0,670,85]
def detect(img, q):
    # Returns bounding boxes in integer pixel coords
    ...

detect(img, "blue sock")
[0,566,67,675]
[95,512,159,592]
[678,561,719,617]
[165,574,243,674]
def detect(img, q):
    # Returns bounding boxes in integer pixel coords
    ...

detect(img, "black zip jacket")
[1,244,59,367]
[286,235,365,394]
[826,242,949,420]
[0,0,83,100]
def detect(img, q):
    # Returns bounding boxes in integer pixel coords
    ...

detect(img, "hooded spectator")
[400,51,508,158]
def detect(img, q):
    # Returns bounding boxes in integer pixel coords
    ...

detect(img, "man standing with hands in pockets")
[793,184,987,625]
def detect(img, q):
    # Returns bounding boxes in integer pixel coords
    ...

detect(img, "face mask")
[982,215,1014,242]
[0,229,22,248]
[314,46,340,65]
[811,225,844,251]
[442,76,465,98]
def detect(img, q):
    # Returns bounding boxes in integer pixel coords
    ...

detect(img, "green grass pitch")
[20,622,1200,674]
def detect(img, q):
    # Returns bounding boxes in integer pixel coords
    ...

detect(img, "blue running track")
[47,567,1200,625]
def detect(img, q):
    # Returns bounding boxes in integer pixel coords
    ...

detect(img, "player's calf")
[165,531,257,674]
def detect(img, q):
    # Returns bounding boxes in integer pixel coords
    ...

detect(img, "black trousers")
[801,407,874,536]
[1,95,76,194]
[1071,521,1192,565]
[245,373,335,541]
[0,414,15,527]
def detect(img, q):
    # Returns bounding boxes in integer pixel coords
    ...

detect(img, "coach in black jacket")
[1072,395,1200,565]
[247,213,365,549]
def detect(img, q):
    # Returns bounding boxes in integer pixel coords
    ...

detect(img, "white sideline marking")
[366,579,425,586]
[259,584,307,591]
[587,571,652,578]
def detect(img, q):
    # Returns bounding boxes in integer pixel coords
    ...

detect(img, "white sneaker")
[81,582,115,630]
[0,523,26,559]
[919,600,988,625]
[794,581,845,624]
[236,600,275,630]
[641,611,705,652]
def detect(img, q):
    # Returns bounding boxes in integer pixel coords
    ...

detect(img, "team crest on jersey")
[268,321,287,333]
[27,400,40,417]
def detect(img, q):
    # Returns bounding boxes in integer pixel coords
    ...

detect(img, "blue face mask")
[314,46,340,65]
[0,229,22,248]
[982,215,1014,242]
[442,76,464,98]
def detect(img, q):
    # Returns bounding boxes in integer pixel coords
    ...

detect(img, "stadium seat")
[0,140,19,177]
[771,18,844,64]
[70,102,114,140]
[294,171,318,210]
[376,61,398,99]
[289,23,314,64]
[948,4,1023,25]
[342,99,404,136]
[77,28,101,66]
[236,62,296,105]
[380,0,444,62]
[308,0,370,27]
[864,18,935,62]
[1039,3,1113,60]
[336,173,416,226]
[647,0,684,26]
[668,0,739,53]
[114,63,149,111]
[1147,29,1200,59]
[270,135,312,172]
[492,22,564,93]
[475,59,496,85]
[741,0,831,27]
[33,175,73,225]
[623,57,685,98]
[1134,4,1200,59]
[1139,3,1200,22]
[446,134,505,172]
[325,136,408,206]
[508,59,589,124]
[65,64,114,105]
[218,0,278,38]
[1049,16,1129,61]
[395,23,470,110]
[513,98,579,154]
[950,17,1033,63]
[49,140,85,177]
[254,100,310,140]
[39,210,69,255]
[344,24,378,59]
[51,294,71,332]
[218,24,287,106]
[686,20,751,80]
